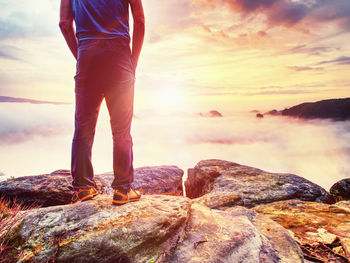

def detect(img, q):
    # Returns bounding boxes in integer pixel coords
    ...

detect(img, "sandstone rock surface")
[185,159,329,208]
[253,199,350,260]
[171,203,304,263]
[100,165,184,195]
[3,159,346,262]
[2,195,304,262]
[7,195,189,263]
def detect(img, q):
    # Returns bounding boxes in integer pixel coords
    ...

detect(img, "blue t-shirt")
[72,0,130,42]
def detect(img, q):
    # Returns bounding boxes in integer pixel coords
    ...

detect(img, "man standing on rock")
[59,0,145,205]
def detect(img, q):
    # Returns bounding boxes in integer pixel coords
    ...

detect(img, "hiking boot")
[71,187,99,203]
[112,185,141,206]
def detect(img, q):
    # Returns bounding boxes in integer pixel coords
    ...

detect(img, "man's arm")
[130,0,145,73]
[59,0,78,60]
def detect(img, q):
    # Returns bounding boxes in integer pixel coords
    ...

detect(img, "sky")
[0,0,350,189]
[0,0,349,114]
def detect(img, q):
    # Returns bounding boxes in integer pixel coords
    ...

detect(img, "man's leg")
[71,90,104,190]
[104,78,135,190]
[71,40,105,190]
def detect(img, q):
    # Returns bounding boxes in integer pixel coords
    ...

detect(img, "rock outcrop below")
[3,195,303,263]
[185,159,329,208]
[2,159,349,262]
[8,195,189,263]
[0,170,111,207]
[253,200,350,260]
[100,165,184,195]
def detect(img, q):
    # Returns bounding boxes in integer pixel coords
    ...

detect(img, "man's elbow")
[59,20,73,32]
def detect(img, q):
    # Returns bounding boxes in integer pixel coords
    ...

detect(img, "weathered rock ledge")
[1,159,349,262]
[185,159,329,209]
[2,195,304,263]
[0,165,184,207]
[100,165,183,195]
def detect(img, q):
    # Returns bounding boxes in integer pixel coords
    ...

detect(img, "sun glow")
[154,82,186,110]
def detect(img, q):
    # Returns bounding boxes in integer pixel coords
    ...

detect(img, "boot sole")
[112,197,141,206]
[80,192,99,202]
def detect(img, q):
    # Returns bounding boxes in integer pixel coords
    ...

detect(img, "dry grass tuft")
[0,197,38,262]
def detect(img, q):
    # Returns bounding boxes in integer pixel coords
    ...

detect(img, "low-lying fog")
[1,102,349,191]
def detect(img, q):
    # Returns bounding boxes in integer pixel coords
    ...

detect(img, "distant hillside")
[281,97,350,120]
[0,96,71,105]
[199,110,223,117]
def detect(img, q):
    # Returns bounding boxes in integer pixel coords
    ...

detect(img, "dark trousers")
[71,38,135,190]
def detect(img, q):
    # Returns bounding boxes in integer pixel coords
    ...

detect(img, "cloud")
[188,137,268,145]
[0,50,19,61]
[195,89,313,97]
[0,1,59,41]
[247,89,314,96]
[182,113,350,190]
[288,66,324,72]
[217,0,309,27]
[0,103,72,145]
[144,0,199,43]
[231,30,273,47]
[0,96,71,105]
[281,45,336,56]
[0,18,27,40]
[0,16,53,40]
[318,56,350,65]
[0,126,64,145]
[265,1,309,27]
[0,102,350,191]
[182,0,350,54]
[0,44,23,61]
[191,0,350,31]
[310,0,350,30]
[188,84,319,97]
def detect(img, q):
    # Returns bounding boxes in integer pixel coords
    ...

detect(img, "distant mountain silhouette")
[281,97,350,120]
[0,96,71,105]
